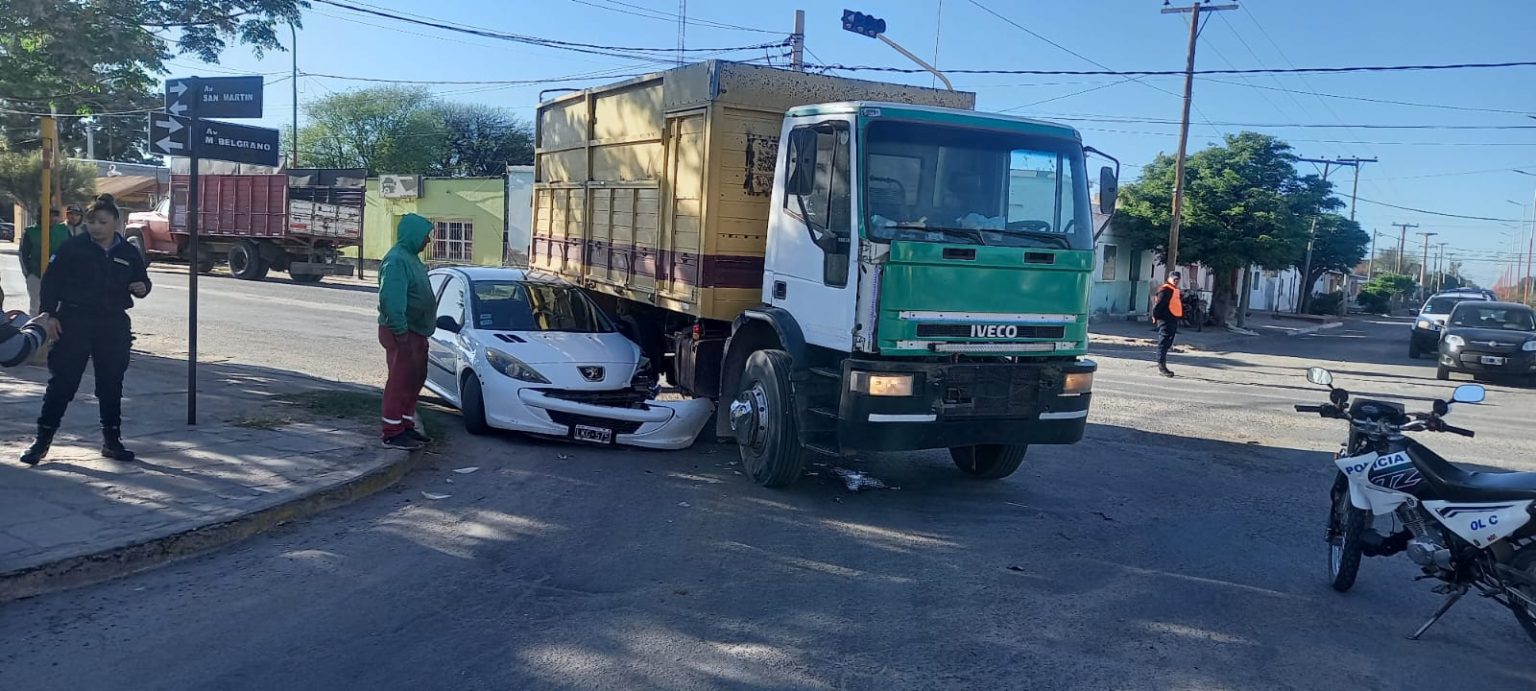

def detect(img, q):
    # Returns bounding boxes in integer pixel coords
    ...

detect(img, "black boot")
[101,426,136,462]
[21,426,56,466]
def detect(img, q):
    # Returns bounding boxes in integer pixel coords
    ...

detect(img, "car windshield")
[1450,305,1536,331]
[1422,297,1470,315]
[863,120,1090,250]
[470,281,614,333]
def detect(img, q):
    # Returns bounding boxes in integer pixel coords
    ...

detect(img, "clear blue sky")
[171,0,1536,286]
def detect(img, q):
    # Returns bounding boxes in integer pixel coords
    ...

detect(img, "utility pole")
[1367,229,1378,278]
[790,10,805,71]
[1418,231,1438,301]
[85,119,96,160]
[1392,222,1418,274]
[290,22,300,168]
[1436,241,1448,291]
[1338,157,1376,221]
[1160,2,1238,277]
[39,109,57,275]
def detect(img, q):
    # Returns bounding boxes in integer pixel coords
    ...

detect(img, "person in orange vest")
[1152,271,1183,377]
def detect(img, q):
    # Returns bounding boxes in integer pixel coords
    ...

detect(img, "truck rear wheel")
[730,350,806,488]
[229,240,269,281]
[950,444,1028,480]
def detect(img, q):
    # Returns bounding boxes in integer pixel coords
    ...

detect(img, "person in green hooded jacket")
[377,213,436,450]
[19,211,72,314]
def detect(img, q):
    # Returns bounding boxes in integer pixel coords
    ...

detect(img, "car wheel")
[1436,365,1451,381]
[731,350,806,488]
[1408,340,1421,359]
[460,372,491,435]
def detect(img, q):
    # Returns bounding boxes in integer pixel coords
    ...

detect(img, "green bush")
[1309,291,1344,315]
[1357,288,1392,313]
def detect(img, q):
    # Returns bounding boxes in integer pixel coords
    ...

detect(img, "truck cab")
[722,102,1113,485]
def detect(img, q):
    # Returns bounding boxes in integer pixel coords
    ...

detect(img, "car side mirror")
[1305,367,1334,388]
[435,315,461,334]
[1452,384,1485,404]
[1098,165,1118,214]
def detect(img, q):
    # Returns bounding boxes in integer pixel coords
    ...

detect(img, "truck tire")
[195,253,216,274]
[731,349,806,488]
[229,240,269,281]
[950,444,1028,480]
[290,272,324,284]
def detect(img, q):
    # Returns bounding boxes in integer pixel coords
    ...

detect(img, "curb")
[0,444,431,603]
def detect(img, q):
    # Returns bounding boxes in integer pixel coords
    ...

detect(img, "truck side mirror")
[1098,166,1118,214]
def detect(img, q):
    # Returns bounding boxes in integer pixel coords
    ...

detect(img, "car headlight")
[1444,335,1465,348]
[1416,319,1438,331]
[849,372,915,397]
[1523,340,1536,352]
[486,350,549,383]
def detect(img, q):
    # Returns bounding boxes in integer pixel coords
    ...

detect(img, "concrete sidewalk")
[0,350,425,601]
[1090,312,1343,352]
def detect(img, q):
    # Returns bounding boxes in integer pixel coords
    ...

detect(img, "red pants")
[380,327,428,439]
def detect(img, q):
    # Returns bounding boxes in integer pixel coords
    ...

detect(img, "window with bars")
[432,219,474,262]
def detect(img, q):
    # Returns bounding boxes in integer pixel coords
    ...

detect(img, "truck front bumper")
[289,260,355,276]
[834,358,1095,453]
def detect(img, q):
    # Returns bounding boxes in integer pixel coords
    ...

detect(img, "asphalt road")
[0,248,385,387]
[3,273,1536,689]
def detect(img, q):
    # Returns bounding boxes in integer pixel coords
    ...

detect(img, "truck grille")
[915,324,1065,339]
[937,365,1047,418]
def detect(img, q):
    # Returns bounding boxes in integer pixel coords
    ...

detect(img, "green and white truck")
[531,61,1116,486]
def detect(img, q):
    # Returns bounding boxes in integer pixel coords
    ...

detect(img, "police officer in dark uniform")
[21,194,151,466]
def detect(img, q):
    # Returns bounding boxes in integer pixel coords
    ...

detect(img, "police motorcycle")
[1296,367,1536,643]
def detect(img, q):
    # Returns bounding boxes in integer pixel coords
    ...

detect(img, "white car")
[423,267,713,450]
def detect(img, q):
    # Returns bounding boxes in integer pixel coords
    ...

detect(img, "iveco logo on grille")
[971,324,1019,338]
[579,366,605,382]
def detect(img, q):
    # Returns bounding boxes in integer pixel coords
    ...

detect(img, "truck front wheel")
[730,349,806,488]
[950,444,1028,480]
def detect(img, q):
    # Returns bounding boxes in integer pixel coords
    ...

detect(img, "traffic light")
[842,10,886,39]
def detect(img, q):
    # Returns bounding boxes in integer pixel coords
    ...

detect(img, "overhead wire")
[569,0,780,34]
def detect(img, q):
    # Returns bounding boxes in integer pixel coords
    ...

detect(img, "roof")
[431,266,570,284]
[95,175,163,199]
[1451,300,1531,310]
[785,101,1082,140]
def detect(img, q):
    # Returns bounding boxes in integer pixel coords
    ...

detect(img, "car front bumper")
[834,358,1096,453]
[1438,348,1536,374]
[1411,326,1442,350]
[480,375,714,450]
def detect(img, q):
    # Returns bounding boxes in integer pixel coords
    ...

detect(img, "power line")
[964,0,1102,69]
[800,59,1536,77]
[569,0,779,34]
[1354,197,1524,223]
[311,0,788,60]
[1198,76,1535,116]
[1024,112,1536,130]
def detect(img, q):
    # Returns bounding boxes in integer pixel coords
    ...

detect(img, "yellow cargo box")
[531,60,976,322]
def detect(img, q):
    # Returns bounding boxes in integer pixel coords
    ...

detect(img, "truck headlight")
[850,372,915,397]
[1416,319,1438,331]
[1444,335,1465,348]
[1523,340,1536,352]
[486,350,549,383]
[1063,371,1094,395]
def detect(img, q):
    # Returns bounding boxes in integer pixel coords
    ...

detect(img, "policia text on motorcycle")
[21,194,152,466]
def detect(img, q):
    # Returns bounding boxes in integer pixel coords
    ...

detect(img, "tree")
[0,1,304,158]
[1357,272,1416,313]
[0,151,97,217]
[430,103,533,177]
[1117,132,1333,325]
[298,86,448,175]
[1297,213,1369,310]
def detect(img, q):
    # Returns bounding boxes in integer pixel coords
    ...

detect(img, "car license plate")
[573,425,614,444]
[1481,355,1506,366]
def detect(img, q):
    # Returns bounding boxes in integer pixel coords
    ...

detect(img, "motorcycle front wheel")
[1328,474,1367,592]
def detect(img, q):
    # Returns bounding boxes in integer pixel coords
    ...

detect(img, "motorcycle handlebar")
[1440,423,1476,438]
[1294,404,1325,413]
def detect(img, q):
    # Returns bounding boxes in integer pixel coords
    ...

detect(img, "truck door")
[766,117,858,351]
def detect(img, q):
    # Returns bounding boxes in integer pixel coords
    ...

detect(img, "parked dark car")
[1411,292,1491,359]
[0,222,13,243]
[1436,301,1536,383]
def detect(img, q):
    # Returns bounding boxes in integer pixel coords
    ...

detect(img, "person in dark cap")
[65,204,87,236]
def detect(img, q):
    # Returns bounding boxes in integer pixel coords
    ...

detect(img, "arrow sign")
[149,114,192,156]
[196,120,281,166]
[165,76,264,119]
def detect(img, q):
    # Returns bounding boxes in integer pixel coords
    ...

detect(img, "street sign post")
[166,76,264,119]
[163,74,269,425]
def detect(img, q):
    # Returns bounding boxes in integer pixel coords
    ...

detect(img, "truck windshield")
[471,281,615,333]
[863,120,1090,250]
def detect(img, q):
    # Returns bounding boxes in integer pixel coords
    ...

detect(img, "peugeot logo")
[579,366,605,382]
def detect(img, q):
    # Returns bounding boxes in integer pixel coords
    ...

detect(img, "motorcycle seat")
[1410,442,1536,502]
